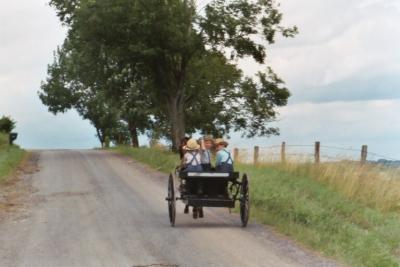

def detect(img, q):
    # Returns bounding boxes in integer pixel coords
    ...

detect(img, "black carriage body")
[166,171,249,227]
[178,172,240,208]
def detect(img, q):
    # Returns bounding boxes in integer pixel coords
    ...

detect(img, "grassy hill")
[112,146,400,267]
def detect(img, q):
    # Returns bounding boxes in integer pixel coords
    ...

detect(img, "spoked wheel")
[167,174,176,227]
[240,173,250,227]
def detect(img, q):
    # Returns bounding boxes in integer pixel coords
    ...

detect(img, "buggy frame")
[166,171,249,227]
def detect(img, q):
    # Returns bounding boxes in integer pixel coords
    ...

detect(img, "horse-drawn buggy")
[166,170,250,227]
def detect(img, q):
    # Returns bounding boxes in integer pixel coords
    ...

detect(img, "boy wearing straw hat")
[214,138,234,172]
[181,138,204,218]
[214,138,233,197]
[182,138,203,172]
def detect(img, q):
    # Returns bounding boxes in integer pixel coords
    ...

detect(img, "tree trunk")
[128,121,139,147]
[167,96,185,152]
[96,128,105,148]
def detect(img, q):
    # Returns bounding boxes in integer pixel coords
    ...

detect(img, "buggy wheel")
[240,173,250,227]
[167,174,176,227]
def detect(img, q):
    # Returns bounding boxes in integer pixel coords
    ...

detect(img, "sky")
[0,0,399,159]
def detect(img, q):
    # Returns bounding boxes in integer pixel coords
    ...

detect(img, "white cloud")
[230,99,400,160]
[267,0,400,90]
[0,0,399,154]
[0,0,98,149]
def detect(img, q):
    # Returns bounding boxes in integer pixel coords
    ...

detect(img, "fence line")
[233,141,399,165]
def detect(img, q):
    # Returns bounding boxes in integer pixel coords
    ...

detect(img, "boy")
[181,138,203,172]
[200,135,214,171]
[214,138,234,197]
[181,138,204,218]
[214,138,234,172]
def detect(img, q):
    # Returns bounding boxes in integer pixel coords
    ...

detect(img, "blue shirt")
[216,149,233,166]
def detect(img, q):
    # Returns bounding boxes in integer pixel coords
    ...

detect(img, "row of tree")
[39,0,297,150]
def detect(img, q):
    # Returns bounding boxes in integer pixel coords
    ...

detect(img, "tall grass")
[236,147,400,212]
[112,146,400,266]
[237,163,400,267]
[253,161,400,213]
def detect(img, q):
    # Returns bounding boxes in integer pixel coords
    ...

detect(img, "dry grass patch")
[261,161,400,212]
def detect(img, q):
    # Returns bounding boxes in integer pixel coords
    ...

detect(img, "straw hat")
[214,138,229,147]
[184,138,200,150]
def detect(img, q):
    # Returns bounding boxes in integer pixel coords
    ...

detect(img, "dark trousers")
[201,163,212,171]
[215,163,233,196]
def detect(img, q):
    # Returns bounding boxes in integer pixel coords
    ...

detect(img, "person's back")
[182,138,203,172]
[214,138,234,172]
[200,135,214,171]
[213,138,233,197]
[181,139,204,217]
[183,150,203,172]
[216,149,234,172]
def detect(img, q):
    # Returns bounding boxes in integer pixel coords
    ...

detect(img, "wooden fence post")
[254,146,259,165]
[361,145,368,164]
[234,148,239,163]
[281,142,286,163]
[315,141,320,164]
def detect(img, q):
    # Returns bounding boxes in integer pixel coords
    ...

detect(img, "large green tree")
[48,0,297,150]
[39,43,131,147]
[39,31,152,147]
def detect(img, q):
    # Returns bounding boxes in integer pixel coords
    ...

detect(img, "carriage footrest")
[185,198,235,208]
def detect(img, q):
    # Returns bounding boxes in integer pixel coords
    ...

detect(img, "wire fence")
[231,142,400,166]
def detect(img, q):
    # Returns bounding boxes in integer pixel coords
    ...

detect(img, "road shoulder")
[0,152,40,223]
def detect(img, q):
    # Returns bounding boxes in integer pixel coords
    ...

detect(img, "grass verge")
[112,146,179,173]
[240,164,400,267]
[112,146,400,267]
[265,161,400,212]
[0,134,26,183]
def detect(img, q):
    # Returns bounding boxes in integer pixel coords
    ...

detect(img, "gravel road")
[0,150,338,267]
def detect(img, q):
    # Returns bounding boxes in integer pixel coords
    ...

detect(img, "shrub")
[0,116,16,133]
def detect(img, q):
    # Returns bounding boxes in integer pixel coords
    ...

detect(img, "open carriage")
[165,171,250,227]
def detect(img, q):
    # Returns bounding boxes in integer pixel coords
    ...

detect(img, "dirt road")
[0,150,338,267]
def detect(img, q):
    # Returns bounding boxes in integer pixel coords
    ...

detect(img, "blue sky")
[1,0,399,159]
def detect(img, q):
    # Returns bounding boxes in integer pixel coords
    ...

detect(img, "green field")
[112,146,400,267]
[0,133,25,182]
